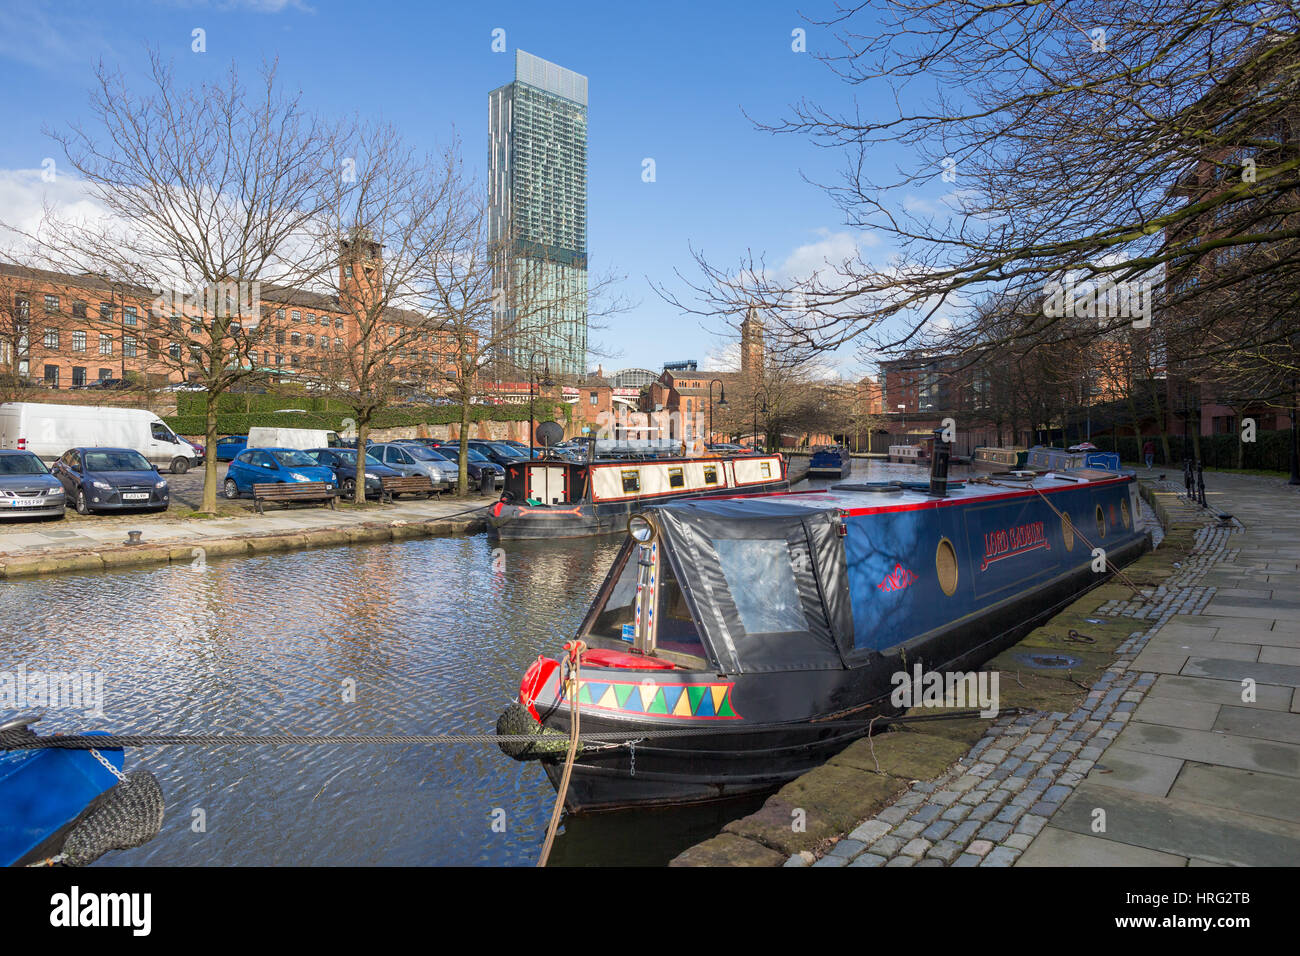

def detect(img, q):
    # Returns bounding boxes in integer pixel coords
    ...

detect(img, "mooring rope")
[537,641,584,867]
[0,708,1029,754]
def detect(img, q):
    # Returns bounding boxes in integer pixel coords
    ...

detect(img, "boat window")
[586,544,706,659]
[760,461,771,478]
[713,538,808,634]
[621,469,640,493]
[668,467,684,489]
[703,465,718,485]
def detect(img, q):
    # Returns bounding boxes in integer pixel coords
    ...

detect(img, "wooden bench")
[252,481,337,515]
[380,474,439,504]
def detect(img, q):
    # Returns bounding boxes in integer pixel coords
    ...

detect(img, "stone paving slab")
[1170,762,1300,824]
[1112,721,1300,778]
[1088,746,1185,797]
[1213,704,1300,745]
[1149,674,1295,710]
[1182,656,1300,688]
[1132,695,1222,730]
[1048,780,1300,866]
[1018,827,1190,867]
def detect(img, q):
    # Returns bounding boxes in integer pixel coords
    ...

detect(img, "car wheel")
[224,478,240,499]
[75,490,90,515]
[170,457,189,475]
[342,478,356,497]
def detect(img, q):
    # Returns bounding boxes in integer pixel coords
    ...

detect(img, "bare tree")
[21,53,347,512]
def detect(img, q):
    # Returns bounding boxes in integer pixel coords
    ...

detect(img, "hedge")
[1079,429,1296,472]
[165,402,571,437]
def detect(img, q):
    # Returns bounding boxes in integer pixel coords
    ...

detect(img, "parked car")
[367,442,458,491]
[70,378,133,391]
[305,447,399,499]
[0,402,201,474]
[224,448,337,499]
[215,435,249,461]
[0,449,66,520]
[50,447,170,515]
[498,439,542,459]
[463,439,531,469]
[427,441,506,489]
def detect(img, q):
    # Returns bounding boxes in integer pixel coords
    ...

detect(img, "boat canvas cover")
[653,496,853,674]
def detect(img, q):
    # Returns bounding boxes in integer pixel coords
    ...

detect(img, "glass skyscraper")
[489,50,588,378]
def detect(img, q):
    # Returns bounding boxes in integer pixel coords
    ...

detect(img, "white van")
[0,403,201,474]
[246,426,341,451]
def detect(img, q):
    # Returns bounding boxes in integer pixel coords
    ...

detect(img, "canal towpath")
[0,497,491,579]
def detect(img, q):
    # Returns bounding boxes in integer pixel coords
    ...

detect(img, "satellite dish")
[535,421,564,448]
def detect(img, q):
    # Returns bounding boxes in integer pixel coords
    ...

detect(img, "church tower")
[740,305,765,374]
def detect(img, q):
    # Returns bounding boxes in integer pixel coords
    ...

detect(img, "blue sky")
[0,0,932,378]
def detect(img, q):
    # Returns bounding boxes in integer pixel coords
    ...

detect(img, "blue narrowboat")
[1026,445,1123,473]
[807,445,853,479]
[499,442,1149,810]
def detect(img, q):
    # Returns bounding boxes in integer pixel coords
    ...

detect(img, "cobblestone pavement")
[790,485,1232,868]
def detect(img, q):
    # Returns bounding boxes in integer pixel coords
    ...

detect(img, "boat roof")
[655,468,1129,521]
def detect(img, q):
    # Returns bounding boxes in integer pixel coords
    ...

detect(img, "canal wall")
[672,477,1205,867]
[0,506,488,580]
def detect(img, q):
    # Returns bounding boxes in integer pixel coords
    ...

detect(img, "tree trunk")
[457,398,471,498]
[202,397,218,514]
[354,417,369,505]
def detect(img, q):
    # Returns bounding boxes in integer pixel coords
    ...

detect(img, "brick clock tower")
[740,305,765,374]
[339,228,383,313]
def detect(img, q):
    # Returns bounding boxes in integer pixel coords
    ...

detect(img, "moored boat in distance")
[972,445,1027,472]
[888,443,932,464]
[498,435,1149,811]
[807,444,852,479]
[1026,445,1122,473]
[488,449,789,540]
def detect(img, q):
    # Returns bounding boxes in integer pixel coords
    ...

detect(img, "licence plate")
[8,498,42,507]
[123,493,150,500]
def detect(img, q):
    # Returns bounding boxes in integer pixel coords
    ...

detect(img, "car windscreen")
[271,450,319,467]
[84,450,151,472]
[405,446,446,461]
[0,454,49,475]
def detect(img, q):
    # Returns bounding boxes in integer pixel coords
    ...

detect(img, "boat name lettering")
[980,520,1050,571]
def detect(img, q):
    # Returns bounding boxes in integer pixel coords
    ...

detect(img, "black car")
[463,439,530,469]
[51,447,170,514]
[305,447,400,498]
[427,441,506,490]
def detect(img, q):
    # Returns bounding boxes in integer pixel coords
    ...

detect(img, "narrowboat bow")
[498,442,1149,811]
[807,445,852,479]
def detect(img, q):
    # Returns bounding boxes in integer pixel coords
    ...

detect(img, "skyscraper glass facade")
[489,50,588,377]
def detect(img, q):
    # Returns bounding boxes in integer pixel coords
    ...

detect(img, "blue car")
[223,447,336,499]
[51,447,170,515]
[215,435,249,461]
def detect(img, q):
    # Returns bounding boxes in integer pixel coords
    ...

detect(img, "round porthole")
[1121,499,1132,529]
[1095,504,1106,539]
[1062,512,1075,551]
[936,537,959,596]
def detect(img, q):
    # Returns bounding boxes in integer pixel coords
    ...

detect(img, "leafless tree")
[20,53,348,512]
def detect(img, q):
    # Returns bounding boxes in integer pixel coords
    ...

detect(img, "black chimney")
[929,427,952,497]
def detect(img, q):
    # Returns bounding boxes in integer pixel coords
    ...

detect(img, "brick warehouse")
[0,257,470,393]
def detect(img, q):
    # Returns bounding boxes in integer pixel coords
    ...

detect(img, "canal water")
[0,457,947,866]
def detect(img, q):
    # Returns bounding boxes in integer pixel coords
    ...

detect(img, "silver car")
[368,442,458,492]
[0,449,67,519]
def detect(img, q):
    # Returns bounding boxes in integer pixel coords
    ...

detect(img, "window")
[333,337,342,349]
[621,469,640,493]
[72,367,86,387]
[291,354,300,367]
[668,467,685,489]
[343,264,353,278]
[590,391,598,406]
[169,342,181,359]
[123,306,137,326]
[713,538,808,634]
[703,465,718,485]
[291,311,300,322]
[14,296,29,318]
[760,461,771,478]
[43,365,59,387]
[275,330,286,345]
[43,329,58,349]
[97,368,111,381]
[276,309,285,322]
[99,303,113,322]
[335,317,344,329]
[44,295,59,313]
[150,422,172,441]
[72,301,87,318]
[275,354,283,366]
[291,332,300,346]
[123,335,137,358]
[98,334,113,355]
[306,314,316,325]
[305,334,315,347]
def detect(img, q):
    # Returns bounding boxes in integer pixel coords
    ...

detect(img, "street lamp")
[1290,353,1300,485]
[708,379,728,446]
[526,349,554,459]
